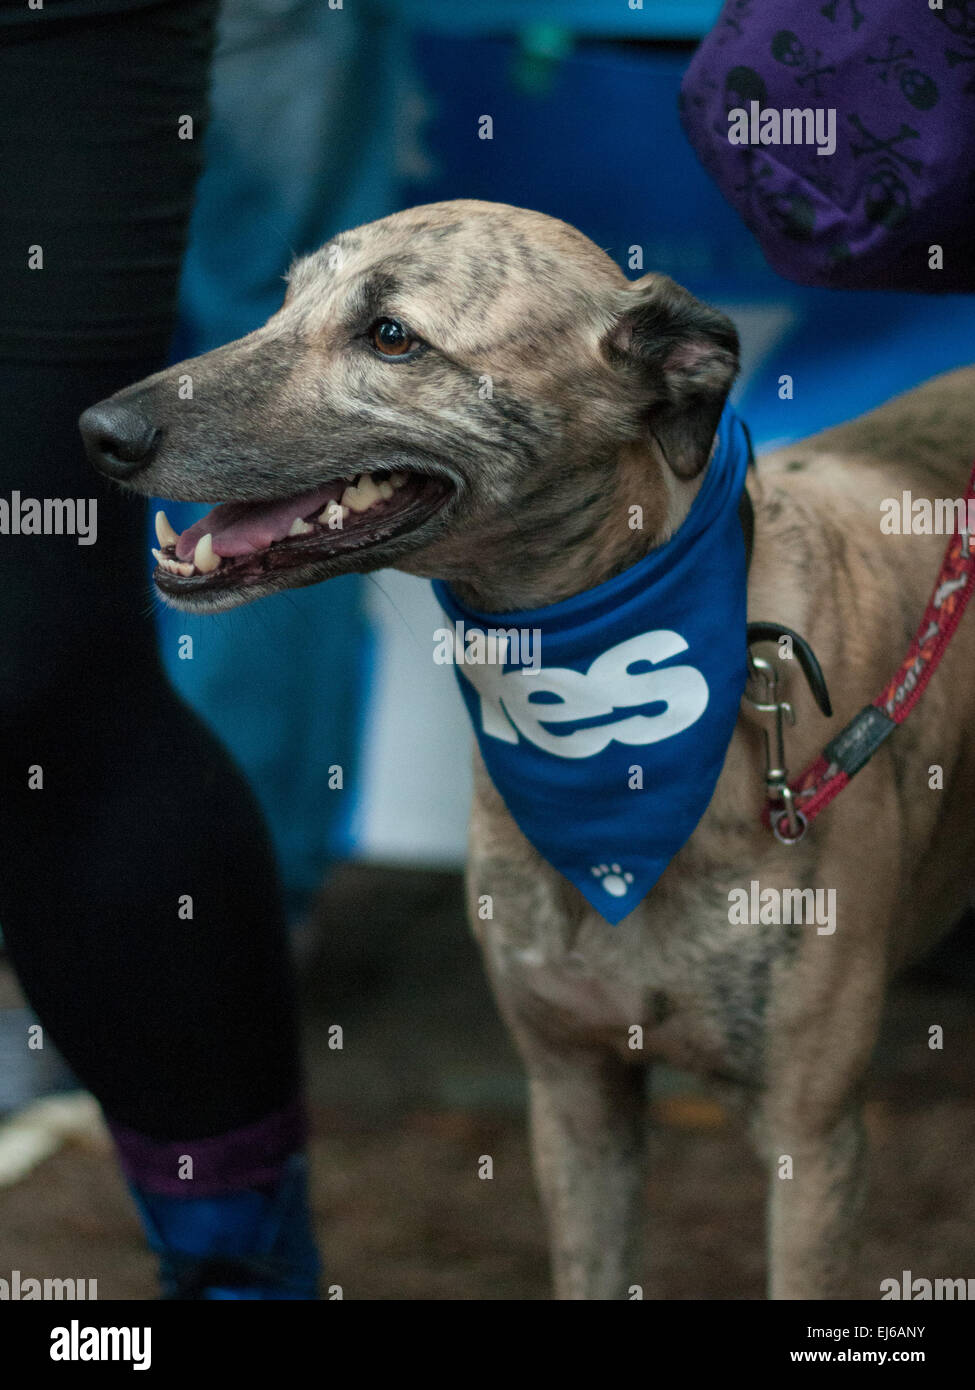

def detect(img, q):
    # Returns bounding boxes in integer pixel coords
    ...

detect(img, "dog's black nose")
[79,401,161,479]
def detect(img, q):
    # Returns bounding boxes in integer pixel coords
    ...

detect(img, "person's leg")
[0,0,317,1297]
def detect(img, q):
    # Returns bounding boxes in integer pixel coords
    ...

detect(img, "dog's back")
[748,366,975,959]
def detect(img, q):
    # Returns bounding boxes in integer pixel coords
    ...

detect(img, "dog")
[81,200,975,1299]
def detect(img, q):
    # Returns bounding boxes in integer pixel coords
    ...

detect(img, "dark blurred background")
[2,0,974,1297]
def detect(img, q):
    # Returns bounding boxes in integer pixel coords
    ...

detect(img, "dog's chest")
[467,749,793,1082]
[473,855,782,1083]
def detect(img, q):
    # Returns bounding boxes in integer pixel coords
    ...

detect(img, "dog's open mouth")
[151,467,453,598]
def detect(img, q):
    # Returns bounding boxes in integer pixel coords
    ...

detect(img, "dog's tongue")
[175,482,343,560]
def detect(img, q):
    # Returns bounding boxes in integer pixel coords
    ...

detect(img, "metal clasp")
[744,650,807,843]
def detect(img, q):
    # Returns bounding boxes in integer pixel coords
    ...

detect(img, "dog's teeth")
[193,533,220,574]
[155,510,179,548]
[342,474,382,513]
[320,501,345,529]
[389,472,407,489]
[288,517,314,537]
[159,554,193,577]
[377,481,394,500]
[151,547,166,565]
[357,475,382,507]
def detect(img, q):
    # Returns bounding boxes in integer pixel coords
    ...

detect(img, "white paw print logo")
[591,863,634,898]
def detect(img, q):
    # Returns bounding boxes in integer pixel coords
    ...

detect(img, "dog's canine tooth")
[288,517,314,537]
[155,509,179,548]
[193,533,221,573]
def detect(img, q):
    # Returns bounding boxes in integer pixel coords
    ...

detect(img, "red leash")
[762,461,975,841]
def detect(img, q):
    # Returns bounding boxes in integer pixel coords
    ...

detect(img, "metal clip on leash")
[744,649,804,843]
[744,623,833,846]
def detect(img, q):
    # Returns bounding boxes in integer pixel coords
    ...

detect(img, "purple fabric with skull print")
[680,0,975,291]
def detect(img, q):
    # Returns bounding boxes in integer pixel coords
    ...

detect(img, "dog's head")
[81,200,738,612]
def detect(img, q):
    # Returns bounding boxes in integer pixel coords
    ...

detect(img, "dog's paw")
[590,863,634,898]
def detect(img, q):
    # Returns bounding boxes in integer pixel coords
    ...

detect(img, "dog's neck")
[443,440,707,613]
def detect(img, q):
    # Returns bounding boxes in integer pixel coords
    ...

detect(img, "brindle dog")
[81,201,975,1299]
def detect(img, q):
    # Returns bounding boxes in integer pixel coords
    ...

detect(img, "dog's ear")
[605,274,739,478]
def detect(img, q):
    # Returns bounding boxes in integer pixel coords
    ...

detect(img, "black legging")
[0,0,301,1156]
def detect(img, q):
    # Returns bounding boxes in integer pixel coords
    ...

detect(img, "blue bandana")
[432,402,750,925]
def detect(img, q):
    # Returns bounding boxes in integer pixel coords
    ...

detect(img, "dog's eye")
[370,318,419,357]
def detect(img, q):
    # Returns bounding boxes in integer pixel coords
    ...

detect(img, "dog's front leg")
[758,1100,868,1299]
[517,1029,647,1300]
